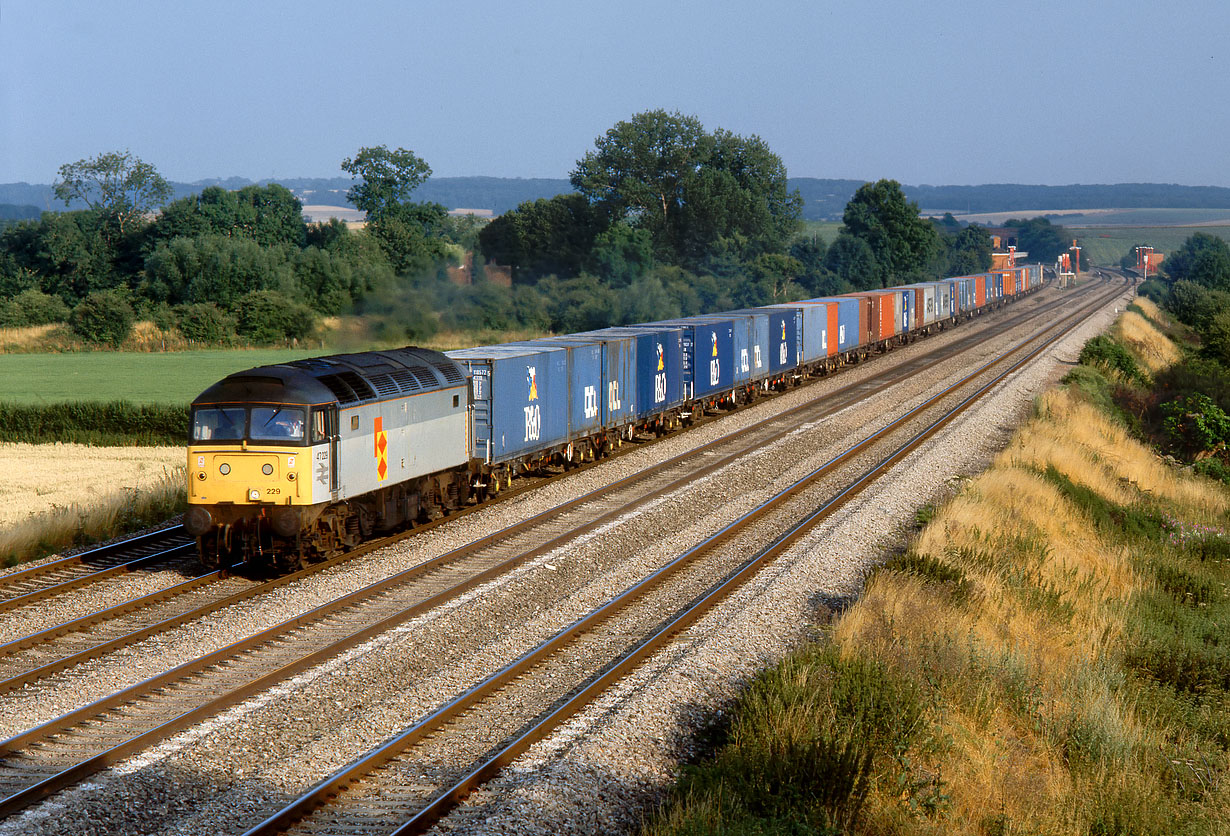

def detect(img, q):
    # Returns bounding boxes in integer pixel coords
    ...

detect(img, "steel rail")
[0,528,193,614]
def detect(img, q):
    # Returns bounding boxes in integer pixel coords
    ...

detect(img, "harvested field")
[0,442,183,529]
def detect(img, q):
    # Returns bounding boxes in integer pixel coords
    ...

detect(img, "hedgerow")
[0,401,188,446]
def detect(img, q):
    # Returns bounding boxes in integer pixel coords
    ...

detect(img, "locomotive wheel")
[197,534,222,571]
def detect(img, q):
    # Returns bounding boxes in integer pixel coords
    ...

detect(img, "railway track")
[0,280,1075,699]
[0,278,1124,826]
[0,527,195,616]
[237,278,1126,836]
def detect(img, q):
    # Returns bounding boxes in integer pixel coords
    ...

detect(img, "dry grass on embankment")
[1115,297,1182,375]
[648,310,1230,835]
[0,443,185,567]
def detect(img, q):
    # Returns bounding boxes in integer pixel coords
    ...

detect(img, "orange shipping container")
[974,275,987,307]
[826,302,839,356]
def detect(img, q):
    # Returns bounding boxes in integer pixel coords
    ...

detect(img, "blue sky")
[2,0,1227,186]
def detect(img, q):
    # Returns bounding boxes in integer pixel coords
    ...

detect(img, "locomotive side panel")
[334,388,467,501]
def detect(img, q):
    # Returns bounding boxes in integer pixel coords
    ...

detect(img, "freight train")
[185,265,1043,571]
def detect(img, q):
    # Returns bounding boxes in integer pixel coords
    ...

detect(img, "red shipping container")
[844,291,898,343]
[974,275,987,308]
[826,302,839,356]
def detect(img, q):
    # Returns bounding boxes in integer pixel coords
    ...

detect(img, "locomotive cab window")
[311,409,330,444]
[192,407,246,442]
[250,407,306,443]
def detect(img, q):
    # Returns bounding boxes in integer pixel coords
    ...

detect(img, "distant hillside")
[5,177,1230,223]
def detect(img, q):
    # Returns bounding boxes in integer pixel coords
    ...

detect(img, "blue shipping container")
[728,307,793,374]
[643,318,735,398]
[544,332,637,428]
[446,344,569,464]
[698,313,767,385]
[591,326,685,419]
[891,288,914,333]
[517,338,605,439]
[771,301,830,363]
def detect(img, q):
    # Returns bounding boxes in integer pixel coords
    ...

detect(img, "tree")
[175,302,233,343]
[946,224,992,275]
[824,232,880,290]
[340,145,451,275]
[14,211,121,302]
[478,193,605,283]
[1168,280,1230,331]
[54,151,172,238]
[365,202,451,275]
[570,110,802,267]
[151,184,306,248]
[341,145,432,219]
[1164,233,1230,292]
[70,289,135,347]
[735,253,804,307]
[0,289,70,326]
[1003,217,1068,264]
[233,290,316,344]
[841,180,939,286]
[588,222,654,287]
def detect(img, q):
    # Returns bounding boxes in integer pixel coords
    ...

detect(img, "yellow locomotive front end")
[185,365,340,571]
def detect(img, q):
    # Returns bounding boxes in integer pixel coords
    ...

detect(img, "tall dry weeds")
[834,385,1230,833]
[0,466,185,567]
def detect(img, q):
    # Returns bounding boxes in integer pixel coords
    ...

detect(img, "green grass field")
[1073,223,1230,267]
[801,220,842,244]
[0,348,333,407]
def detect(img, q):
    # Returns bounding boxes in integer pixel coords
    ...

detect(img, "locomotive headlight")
[249,489,260,501]
[262,464,273,475]
[219,463,231,475]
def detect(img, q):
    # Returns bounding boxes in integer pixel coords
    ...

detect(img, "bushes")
[233,290,317,344]
[0,289,71,326]
[70,290,135,347]
[0,401,188,445]
[1160,393,1230,460]
[1078,334,1147,385]
[175,302,233,343]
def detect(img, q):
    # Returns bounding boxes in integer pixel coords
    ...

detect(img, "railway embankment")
[642,299,1230,834]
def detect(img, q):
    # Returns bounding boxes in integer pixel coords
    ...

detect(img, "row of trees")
[1,111,998,346]
[0,145,483,344]
[478,112,993,302]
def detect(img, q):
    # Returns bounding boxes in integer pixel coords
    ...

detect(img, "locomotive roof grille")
[368,373,401,396]
[317,371,377,404]
[433,362,465,384]
[408,365,439,389]
[389,369,422,391]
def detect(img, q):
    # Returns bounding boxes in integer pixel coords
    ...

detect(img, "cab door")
[311,406,340,501]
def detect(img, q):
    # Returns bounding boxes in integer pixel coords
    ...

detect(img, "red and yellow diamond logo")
[374,416,388,481]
